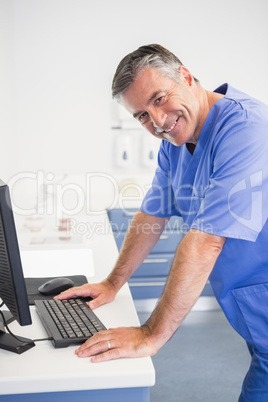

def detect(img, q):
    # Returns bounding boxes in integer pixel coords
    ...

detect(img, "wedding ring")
[107,340,111,349]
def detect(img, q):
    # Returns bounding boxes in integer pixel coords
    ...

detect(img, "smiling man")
[56,44,268,401]
[120,64,222,147]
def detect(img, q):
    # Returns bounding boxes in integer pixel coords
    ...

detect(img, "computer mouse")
[38,277,75,296]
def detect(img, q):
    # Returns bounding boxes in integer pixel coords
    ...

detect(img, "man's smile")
[155,116,180,135]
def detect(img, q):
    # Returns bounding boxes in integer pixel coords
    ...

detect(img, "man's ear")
[179,66,194,86]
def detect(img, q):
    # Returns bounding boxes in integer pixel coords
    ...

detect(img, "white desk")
[0,212,155,401]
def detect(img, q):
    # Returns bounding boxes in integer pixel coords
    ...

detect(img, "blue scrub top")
[140,83,268,352]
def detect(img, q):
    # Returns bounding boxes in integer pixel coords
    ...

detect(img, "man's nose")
[150,109,167,129]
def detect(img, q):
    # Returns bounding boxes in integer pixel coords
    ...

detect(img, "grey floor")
[138,308,251,402]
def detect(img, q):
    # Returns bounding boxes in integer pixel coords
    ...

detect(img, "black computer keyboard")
[35,298,106,348]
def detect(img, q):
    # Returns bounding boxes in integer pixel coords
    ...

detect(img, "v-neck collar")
[179,86,229,184]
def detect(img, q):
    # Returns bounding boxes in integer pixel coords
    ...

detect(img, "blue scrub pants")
[239,343,268,402]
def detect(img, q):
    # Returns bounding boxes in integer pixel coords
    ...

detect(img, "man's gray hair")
[112,44,199,100]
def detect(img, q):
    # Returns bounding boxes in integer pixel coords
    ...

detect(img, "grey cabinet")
[107,208,215,301]
[107,209,185,299]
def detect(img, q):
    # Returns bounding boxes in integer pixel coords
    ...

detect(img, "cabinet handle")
[129,281,166,287]
[159,235,168,240]
[144,258,169,263]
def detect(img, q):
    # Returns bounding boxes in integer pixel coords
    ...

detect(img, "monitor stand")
[0,310,15,325]
[0,310,35,354]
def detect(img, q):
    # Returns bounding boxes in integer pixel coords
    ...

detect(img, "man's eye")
[139,112,148,123]
[155,96,163,104]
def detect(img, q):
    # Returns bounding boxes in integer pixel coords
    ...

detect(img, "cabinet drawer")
[152,231,184,253]
[128,277,166,299]
[114,231,184,253]
[107,208,137,232]
[133,253,173,277]
[107,209,184,233]
[128,279,214,300]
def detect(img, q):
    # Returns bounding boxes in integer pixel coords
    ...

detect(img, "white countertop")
[0,211,155,395]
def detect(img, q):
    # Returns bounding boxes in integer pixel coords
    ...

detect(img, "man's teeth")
[155,118,179,134]
[164,118,179,132]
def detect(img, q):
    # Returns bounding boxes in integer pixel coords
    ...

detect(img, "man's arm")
[55,210,169,309]
[75,229,226,361]
[145,229,225,350]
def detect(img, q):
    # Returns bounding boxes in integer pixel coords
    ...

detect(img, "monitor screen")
[0,179,32,327]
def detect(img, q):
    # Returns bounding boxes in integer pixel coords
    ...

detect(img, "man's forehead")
[134,67,167,90]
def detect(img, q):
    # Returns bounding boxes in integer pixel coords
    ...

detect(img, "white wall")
[0,0,16,181]
[1,0,268,180]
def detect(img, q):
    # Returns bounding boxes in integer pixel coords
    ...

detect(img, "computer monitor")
[0,179,33,352]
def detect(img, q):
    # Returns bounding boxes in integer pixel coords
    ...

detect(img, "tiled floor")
[138,309,251,402]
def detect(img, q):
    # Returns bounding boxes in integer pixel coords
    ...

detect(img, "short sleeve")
[191,111,268,241]
[140,141,180,217]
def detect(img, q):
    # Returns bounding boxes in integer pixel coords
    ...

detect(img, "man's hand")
[54,280,117,310]
[75,325,157,362]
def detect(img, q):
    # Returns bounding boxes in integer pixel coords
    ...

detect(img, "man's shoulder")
[211,84,268,138]
[215,83,268,115]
